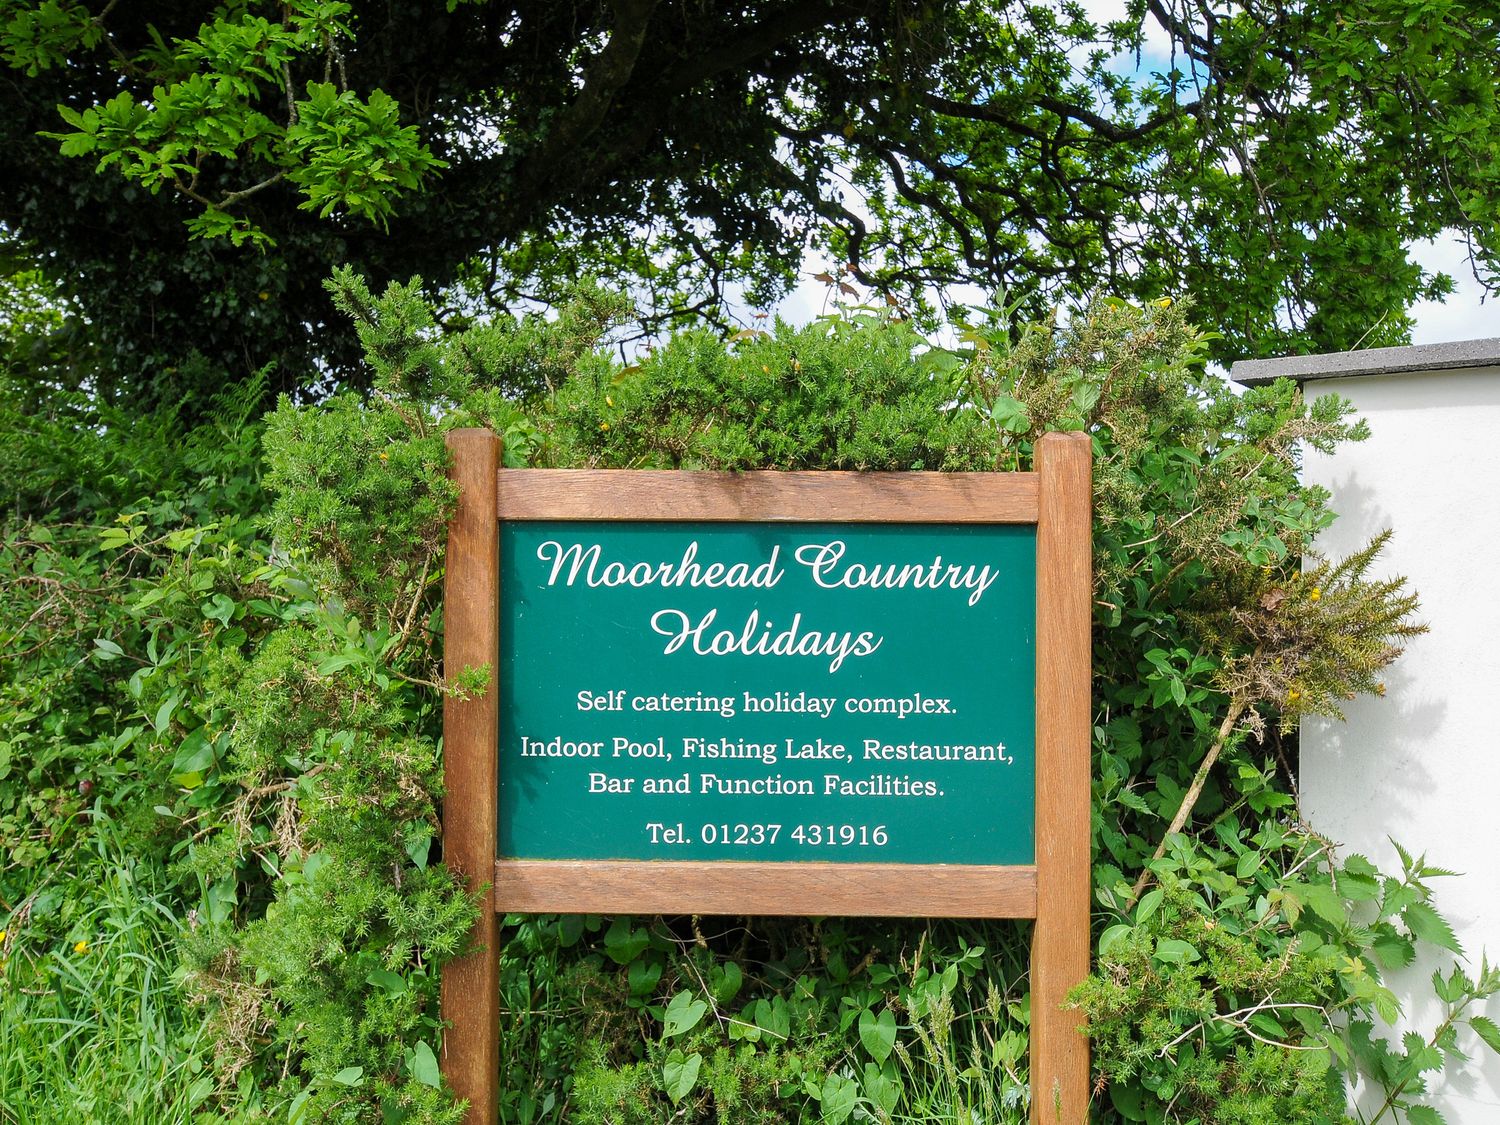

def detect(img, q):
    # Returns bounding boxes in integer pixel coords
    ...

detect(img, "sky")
[772,234,1494,353]
[1406,237,1495,345]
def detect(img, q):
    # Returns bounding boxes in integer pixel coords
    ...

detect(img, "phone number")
[699,823,889,847]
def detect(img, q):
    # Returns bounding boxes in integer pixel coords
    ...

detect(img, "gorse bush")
[1,271,1488,1123]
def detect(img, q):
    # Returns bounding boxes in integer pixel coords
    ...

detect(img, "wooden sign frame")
[439,429,1092,1124]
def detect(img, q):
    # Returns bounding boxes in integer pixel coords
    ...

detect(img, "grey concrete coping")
[1231,336,1500,386]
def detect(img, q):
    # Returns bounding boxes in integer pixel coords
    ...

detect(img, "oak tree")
[2,0,1496,407]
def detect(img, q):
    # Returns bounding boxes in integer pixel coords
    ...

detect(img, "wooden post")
[1031,431,1092,1124]
[440,429,501,1125]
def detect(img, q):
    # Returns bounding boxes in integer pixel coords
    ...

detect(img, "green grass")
[0,842,217,1125]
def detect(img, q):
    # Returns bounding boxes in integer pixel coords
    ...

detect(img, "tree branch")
[523,0,661,184]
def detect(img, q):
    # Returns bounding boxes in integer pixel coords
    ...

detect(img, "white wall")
[1301,366,1500,1121]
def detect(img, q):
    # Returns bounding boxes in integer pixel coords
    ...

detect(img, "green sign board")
[498,521,1037,865]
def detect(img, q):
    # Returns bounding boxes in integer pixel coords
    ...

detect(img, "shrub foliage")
[2,274,1490,1123]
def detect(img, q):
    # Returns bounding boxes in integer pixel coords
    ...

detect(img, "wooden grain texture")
[494,860,1037,918]
[440,430,501,1125]
[497,468,1039,523]
[1031,432,1093,1124]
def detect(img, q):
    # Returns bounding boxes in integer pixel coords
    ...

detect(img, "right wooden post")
[1031,431,1093,1123]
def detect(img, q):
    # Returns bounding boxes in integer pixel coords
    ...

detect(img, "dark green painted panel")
[498,522,1036,864]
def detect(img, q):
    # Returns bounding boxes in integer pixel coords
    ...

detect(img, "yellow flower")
[1308,587,1322,602]
[1287,689,1302,704]
[761,365,770,374]
[0,930,6,942]
[377,451,389,462]
[599,421,610,432]
[73,940,89,954]
[605,395,614,407]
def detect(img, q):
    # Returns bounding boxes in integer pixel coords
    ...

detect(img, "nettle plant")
[135,274,1491,1122]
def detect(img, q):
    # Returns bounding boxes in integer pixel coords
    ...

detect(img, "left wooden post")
[441,429,500,1125]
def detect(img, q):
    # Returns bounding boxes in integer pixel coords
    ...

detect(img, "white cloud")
[1407,235,1496,344]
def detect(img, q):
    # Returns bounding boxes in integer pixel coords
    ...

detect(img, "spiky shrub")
[158,276,1477,1123]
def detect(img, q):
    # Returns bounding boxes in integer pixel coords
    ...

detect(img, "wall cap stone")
[1231,337,1500,386]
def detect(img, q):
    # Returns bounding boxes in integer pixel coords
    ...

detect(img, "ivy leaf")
[662,1048,702,1104]
[1404,902,1464,956]
[858,1008,897,1062]
[662,990,708,1037]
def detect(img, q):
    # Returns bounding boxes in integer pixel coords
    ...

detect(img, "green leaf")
[1109,1078,1147,1120]
[367,969,406,994]
[1372,929,1416,971]
[1470,1015,1500,1056]
[92,637,124,660]
[662,990,708,1037]
[662,1048,702,1104]
[202,592,235,625]
[152,693,181,733]
[820,1074,860,1123]
[989,393,1031,434]
[1135,887,1164,924]
[331,1067,364,1087]
[171,727,216,774]
[185,1074,215,1106]
[1405,1104,1447,1125]
[1404,901,1464,955]
[602,917,649,964]
[1298,881,1348,928]
[712,960,743,1004]
[1153,938,1200,965]
[858,1008,897,1062]
[862,1062,900,1113]
[316,653,363,675]
[627,956,662,998]
[409,1040,440,1088]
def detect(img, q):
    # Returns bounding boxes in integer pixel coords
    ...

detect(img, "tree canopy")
[2,0,1497,407]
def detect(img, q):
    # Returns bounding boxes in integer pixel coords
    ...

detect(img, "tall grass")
[887,926,1031,1125]
[0,834,217,1124]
